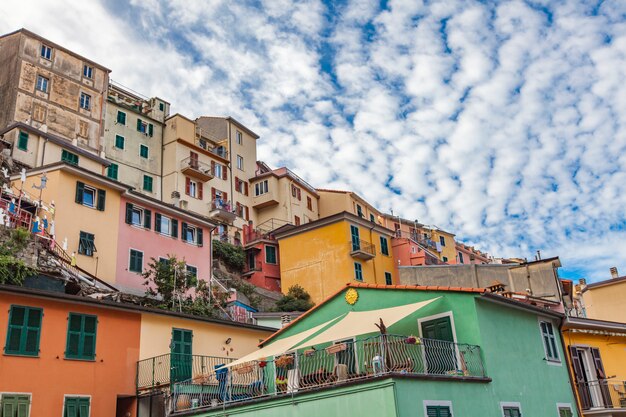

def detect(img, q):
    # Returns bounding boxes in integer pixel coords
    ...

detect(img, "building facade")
[580,273,626,323]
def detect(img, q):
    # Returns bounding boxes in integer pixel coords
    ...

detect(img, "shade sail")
[221,317,344,368]
[293,297,440,349]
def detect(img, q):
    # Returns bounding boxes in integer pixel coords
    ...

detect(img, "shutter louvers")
[136,118,142,131]
[75,182,85,204]
[155,213,162,233]
[125,203,133,224]
[171,219,178,238]
[96,189,106,211]
[185,177,190,196]
[144,209,151,229]
[198,183,203,200]
[197,228,203,247]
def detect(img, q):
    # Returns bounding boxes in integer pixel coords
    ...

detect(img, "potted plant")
[404,335,420,345]
[275,354,294,368]
[325,343,347,354]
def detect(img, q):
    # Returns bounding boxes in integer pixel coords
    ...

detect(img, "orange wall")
[0,293,141,416]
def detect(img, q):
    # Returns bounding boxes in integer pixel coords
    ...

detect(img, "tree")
[276,284,314,312]
[0,227,35,285]
[142,255,227,316]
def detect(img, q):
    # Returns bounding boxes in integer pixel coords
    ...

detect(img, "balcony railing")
[350,239,376,260]
[577,380,626,410]
[213,233,242,247]
[169,334,486,413]
[209,200,237,224]
[195,137,229,160]
[137,354,236,393]
[180,157,214,181]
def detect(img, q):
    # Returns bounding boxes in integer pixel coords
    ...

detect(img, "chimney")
[610,267,619,279]
[578,278,586,286]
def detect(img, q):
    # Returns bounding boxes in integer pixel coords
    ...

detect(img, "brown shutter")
[223,192,228,202]
[245,206,249,220]
[591,347,613,407]
[244,181,249,196]
[235,177,240,192]
[570,346,591,409]
[223,167,227,180]
[198,182,203,200]
[211,160,216,176]
[185,177,191,196]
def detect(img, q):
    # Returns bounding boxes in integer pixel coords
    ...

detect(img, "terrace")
[577,381,626,414]
[168,334,487,413]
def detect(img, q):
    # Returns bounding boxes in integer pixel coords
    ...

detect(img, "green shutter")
[380,237,389,255]
[155,213,162,233]
[181,222,188,241]
[2,394,30,417]
[354,262,362,281]
[426,406,451,417]
[171,219,178,238]
[148,123,154,137]
[197,227,203,247]
[136,118,142,131]
[143,209,151,229]
[143,175,153,192]
[129,250,143,273]
[96,189,106,211]
[75,182,85,204]
[64,397,89,417]
[107,163,118,180]
[140,145,148,158]
[5,306,42,356]
[65,313,97,360]
[117,111,126,124]
[115,135,124,149]
[350,225,360,250]
[17,131,29,151]
[385,272,392,285]
[125,203,133,224]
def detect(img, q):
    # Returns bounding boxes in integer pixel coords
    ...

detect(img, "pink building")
[115,191,215,294]
[455,242,491,265]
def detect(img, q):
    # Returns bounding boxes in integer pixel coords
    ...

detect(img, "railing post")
[152,357,156,388]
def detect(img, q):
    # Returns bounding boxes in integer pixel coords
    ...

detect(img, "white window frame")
[36,75,48,93]
[188,180,197,198]
[185,225,197,244]
[423,400,453,417]
[159,215,172,236]
[417,311,461,373]
[128,248,144,274]
[237,155,243,170]
[62,394,92,417]
[40,44,52,60]
[83,64,93,79]
[332,337,359,374]
[500,401,522,417]
[538,318,562,366]
[255,180,268,196]
[556,403,573,417]
[1,391,32,417]
[214,164,223,178]
[79,92,91,110]
[236,130,242,144]
[130,206,144,227]
[81,185,96,208]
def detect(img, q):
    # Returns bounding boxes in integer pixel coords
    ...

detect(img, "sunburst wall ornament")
[345,288,359,305]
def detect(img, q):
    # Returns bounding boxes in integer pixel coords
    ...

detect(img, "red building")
[242,222,282,292]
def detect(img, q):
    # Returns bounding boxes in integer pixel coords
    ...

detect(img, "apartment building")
[0,29,109,166]
[456,242,491,264]
[317,189,384,224]
[103,81,169,199]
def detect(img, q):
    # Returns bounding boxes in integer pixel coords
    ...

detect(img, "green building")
[170,284,579,417]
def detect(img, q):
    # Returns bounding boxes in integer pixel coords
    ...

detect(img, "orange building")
[0,285,141,417]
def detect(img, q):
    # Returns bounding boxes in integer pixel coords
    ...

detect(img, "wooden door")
[421,316,456,374]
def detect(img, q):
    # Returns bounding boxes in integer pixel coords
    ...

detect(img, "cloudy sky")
[2,0,625,282]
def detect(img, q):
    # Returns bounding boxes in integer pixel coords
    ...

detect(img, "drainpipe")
[368,222,378,284]
[40,138,48,166]
[160,122,164,201]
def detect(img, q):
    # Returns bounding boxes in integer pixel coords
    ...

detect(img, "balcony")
[136,354,236,393]
[180,157,214,182]
[577,381,626,414]
[170,334,487,413]
[209,199,237,224]
[195,132,229,160]
[350,239,376,260]
[251,189,279,209]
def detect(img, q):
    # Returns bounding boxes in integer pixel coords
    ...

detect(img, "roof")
[196,116,260,139]
[316,188,382,215]
[251,166,318,197]
[0,28,111,72]
[585,275,626,290]
[272,211,395,240]
[0,123,111,167]
[260,283,486,346]
[0,284,276,332]
[563,316,626,332]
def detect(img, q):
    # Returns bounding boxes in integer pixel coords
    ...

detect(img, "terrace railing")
[577,380,626,410]
[169,334,486,413]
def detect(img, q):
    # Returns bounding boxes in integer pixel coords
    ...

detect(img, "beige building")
[162,114,259,241]
[103,81,169,199]
[317,189,384,224]
[0,29,110,165]
[250,161,319,228]
[579,268,626,322]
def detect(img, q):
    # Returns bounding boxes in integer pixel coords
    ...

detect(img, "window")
[4,305,42,356]
[266,245,277,264]
[214,164,223,179]
[237,155,243,170]
[143,175,153,192]
[83,64,93,79]
[159,102,164,111]
[439,236,446,246]
[426,405,452,417]
[140,144,149,159]
[385,272,392,285]
[557,405,573,417]
[307,196,312,210]
[114,135,125,149]
[380,236,389,256]
[540,321,560,362]
[129,249,143,273]
[255,180,269,196]
[357,204,363,217]
[40,44,52,59]
[291,185,301,200]
[126,203,151,229]
[187,178,197,198]
[78,231,96,256]
[354,262,363,281]
[501,403,522,417]
[65,313,97,360]
[36,75,48,92]
[236,130,242,144]
[443,256,448,262]
[79,92,91,110]
[182,222,203,246]
[458,252,464,264]
[106,163,118,180]
[235,177,247,193]
[370,213,375,222]
[186,265,198,286]
[155,213,177,237]
[294,215,300,226]
[137,118,147,133]
[17,131,28,151]
[350,225,360,251]
[116,110,126,125]
[61,150,79,166]
[76,181,106,211]
[1,394,30,416]
[64,396,90,417]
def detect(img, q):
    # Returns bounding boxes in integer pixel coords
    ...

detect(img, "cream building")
[317,189,384,224]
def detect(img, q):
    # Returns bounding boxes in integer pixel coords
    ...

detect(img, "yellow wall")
[583,283,626,322]
[428,229,457,263]
[278,219,396,304]
[563,331,626,382]
[253,175,319,227]
[138,312,271,360]
[317,191,382,224]
[16,168,121,283]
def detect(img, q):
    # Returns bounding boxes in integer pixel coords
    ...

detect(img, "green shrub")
[276,284,314,312]
[212,240,245,271]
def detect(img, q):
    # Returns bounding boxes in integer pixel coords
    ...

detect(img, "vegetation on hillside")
[212,240,245,271]
[275,284,314,312]
[0,227,36,285]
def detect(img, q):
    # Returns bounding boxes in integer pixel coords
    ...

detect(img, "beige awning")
[293,297,440,348]
[221,317,344,369]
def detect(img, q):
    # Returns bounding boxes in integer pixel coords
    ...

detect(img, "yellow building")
[317,189,384,224]
[274,211,397,304]
[562,317,626,415]
[581,274,626,323]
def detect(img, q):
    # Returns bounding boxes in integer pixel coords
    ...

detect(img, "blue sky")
[2,0,626,282]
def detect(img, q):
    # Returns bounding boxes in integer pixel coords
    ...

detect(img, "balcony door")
[350,225,360,251]
[420,314,457,374]
[570,346,612,409]
[171,328,193,383]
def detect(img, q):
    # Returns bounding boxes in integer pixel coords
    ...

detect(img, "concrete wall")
[0,32,22,129]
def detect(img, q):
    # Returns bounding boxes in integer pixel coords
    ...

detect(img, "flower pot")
[235,364,253,374]
[325,343,347,354]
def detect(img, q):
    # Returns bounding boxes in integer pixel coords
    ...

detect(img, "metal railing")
[195,134,229,160]
[577,380,626,410]
[350,239,376,255]
[210,199,235,213]
[213,233,242,247]
[169,335,485,413]
[137,354,236,392]
[180,157,214,176]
